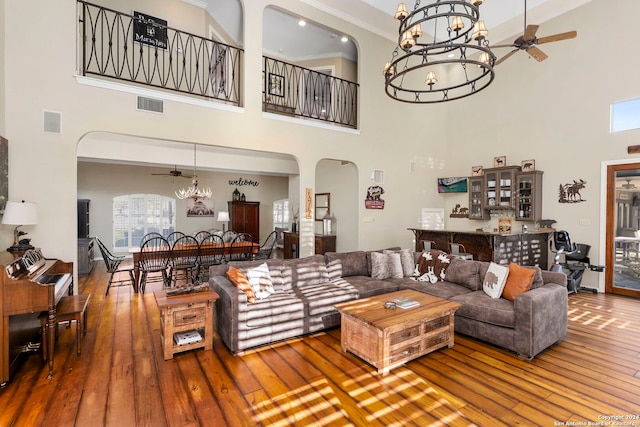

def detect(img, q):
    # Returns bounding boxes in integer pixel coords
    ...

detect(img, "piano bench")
[40,293,90,359]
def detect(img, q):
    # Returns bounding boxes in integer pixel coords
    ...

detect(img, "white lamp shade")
[216,211,230,222]
[2,201,38,225]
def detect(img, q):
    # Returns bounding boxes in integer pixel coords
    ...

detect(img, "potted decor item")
[232,188,241,201]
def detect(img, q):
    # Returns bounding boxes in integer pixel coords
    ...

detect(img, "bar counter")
[408,228,552,269]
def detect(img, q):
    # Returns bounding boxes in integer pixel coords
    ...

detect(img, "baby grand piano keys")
[0,250,73,385]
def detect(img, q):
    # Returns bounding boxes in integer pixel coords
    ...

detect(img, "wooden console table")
[154,290,219,360]
[283,232,336,259]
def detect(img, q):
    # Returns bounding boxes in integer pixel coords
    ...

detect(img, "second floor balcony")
[78,1,359,129]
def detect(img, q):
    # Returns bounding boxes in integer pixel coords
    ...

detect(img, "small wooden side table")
[153,290,219,360]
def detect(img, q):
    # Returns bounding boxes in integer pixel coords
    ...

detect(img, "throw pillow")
[244,262,275,300]
[502,262,536,301]
[383,249,415,277]
[226,266,256,303]
[370,252,403,280]
[413,250,453,283]
[482,262,510,299]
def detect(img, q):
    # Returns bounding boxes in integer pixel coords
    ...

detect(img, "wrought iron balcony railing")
[263,57,359,129]
[78,1,243,105]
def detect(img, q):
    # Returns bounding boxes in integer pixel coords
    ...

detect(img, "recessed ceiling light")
[341,36,349,43]
[298,20,306,27]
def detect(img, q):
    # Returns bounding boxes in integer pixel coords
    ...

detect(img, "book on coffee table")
[393,296,420,309]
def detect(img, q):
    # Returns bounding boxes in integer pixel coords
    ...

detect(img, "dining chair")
[138,236,171,292]
[194,230,212,243]
[229,233,253,262]
[222,230,237,243]
[197,234,225,281]
[95,238,135,295]
[166,231,186,246]
[140,232,164,246]
[170,235,199,286]
[255,231,277,260]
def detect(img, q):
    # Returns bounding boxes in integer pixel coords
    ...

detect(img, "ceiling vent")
[137,96,164,114]
[43,110,62,134]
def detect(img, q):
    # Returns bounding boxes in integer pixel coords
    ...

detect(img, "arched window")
[113,194,176,250]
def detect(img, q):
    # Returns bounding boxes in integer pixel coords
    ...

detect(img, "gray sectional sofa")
[208,249,568,360]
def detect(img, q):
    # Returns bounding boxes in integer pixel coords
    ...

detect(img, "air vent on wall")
[137,96,164,114]
[43,110,62,134]
[372,169,384,185]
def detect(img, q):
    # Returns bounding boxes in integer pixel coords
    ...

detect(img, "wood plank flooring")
[1,261,639,426]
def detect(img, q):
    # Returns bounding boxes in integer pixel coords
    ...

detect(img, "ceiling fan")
[618,179,637,190]
[152,166,193,179]
[492,0,577,66]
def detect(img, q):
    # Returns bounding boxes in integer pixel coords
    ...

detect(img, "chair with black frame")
[138,236,171,292]
[256,230,278,260]
[96,238,136,295]
[550,230,600,294]
[170,235,199,287]
[166,231,186,246]
[229,233,253,262]
[194,230,212,243]
[221,230,236,243]
[140,232,164,246]
[197,233,225,281]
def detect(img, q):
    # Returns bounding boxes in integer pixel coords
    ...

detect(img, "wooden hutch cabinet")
[228,201,260,239]
[468,166,543,222]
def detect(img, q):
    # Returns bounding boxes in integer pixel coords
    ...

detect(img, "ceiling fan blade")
[536,30,577,44]
[527,46,548,62]
[491,43,517,49]
[495,49,519,66]
[523,24,539,41]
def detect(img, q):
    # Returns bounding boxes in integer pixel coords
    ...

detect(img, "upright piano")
[0,249,73,385]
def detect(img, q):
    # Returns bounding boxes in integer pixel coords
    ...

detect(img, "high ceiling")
[206,0,592,61]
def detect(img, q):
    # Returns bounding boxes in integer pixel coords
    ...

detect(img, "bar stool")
[422,240,437,251]
[449,243,473,260]
[40,294,90,360]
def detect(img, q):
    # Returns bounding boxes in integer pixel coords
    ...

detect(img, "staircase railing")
[78,1,243,105]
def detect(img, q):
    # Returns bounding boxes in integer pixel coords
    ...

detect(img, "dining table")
[129,241,259,291]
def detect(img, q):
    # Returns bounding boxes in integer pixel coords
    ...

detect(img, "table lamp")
[217,211,230,232]
[2,200,38,252]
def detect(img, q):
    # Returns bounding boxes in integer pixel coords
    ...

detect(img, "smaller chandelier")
[175,145,212,201]
[383,1,496,104]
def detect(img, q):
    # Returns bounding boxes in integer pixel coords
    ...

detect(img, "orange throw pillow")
[226,266,256,303]
[502,262,536,301]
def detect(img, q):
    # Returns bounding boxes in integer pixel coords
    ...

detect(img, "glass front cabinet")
[515,171,543,221]
[483,166,519,211]
[468,177,485,219]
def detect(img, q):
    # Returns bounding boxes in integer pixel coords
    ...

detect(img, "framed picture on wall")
[494,156,506,168]
[187,200,215,217]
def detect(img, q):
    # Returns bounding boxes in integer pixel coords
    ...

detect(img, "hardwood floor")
[1,262,639,426]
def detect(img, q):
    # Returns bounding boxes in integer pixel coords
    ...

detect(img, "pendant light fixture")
[175,145,212,201]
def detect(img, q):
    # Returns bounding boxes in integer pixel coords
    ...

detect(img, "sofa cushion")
[226,266,256,303]
[445,258,482,291]
[450,291,516,328]
[325,251,368,279]
[288,255,329,287]
[297,279,358,316]
[243,292,306,329]
[399,279,472,300]
[366,247,402,276]
[414,250,453,282]
[383,249,415,277]
[502,262,536,301]
[341,276,401,299]
[245,263,275,300]
[529,265,545,289]
[483,262,509,299]
[370,252,403,279]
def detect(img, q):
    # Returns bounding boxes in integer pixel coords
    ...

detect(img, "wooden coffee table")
[334,289,461,376]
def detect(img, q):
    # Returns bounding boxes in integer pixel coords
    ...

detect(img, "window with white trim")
[113,194,176,250]
[272,199,289,230]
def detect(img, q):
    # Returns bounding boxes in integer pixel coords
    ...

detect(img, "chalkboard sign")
[133,11,168,49]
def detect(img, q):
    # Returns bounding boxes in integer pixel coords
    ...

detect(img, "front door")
[606,163,640,297]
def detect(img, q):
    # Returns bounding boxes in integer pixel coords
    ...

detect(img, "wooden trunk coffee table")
[335,289,461,376]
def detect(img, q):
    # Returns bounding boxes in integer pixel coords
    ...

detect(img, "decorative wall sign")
[228,177,259,187]
[559,179,587,203]
[365,185,385,209]
[498,217,512,234]
[187,200,214,217]
[471,165,483,176]
[305,188,313,219]
[437,177,468,193]
[450,204,469,218]
[521,159,535,171]
[133,11,168,49]
[494,156,506,168]
[268,73,284,97]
